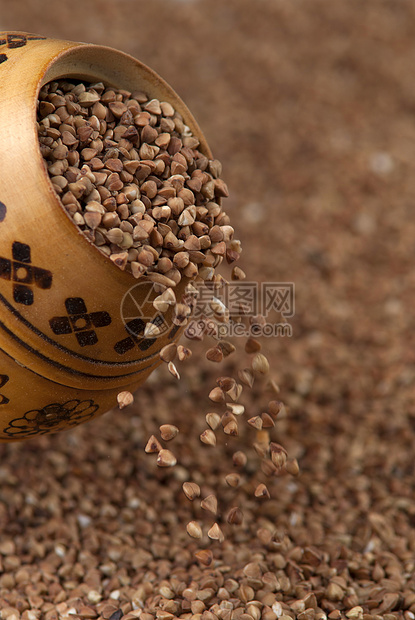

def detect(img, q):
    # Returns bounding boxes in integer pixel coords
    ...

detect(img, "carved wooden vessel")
[0,32,211,440]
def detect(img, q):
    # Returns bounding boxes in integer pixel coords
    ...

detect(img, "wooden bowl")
[0,31,211,441]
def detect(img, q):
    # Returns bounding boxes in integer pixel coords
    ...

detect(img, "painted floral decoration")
[4,399,99,438]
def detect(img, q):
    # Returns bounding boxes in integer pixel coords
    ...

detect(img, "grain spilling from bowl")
[35,77,297,605]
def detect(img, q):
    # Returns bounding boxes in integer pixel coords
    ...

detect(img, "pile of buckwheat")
[37,80,237,285]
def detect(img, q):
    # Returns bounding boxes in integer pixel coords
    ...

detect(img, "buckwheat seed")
[245,337,262,354]
[231,266,246,280]
[285,458,300,476]
[145,435,163,454]
[182,482,201,500]
[144,322,160,338]
[177,345,192,361]
[207,523,224,542]
[261,412,275,428]
[226,403,245,416]
[208,387,225,402]
[206,412,221,430]
[254,483,271,499]
[225,473,241,487]
[226,506,244,525]
[201,494,218,514]
[186,521,203,539]
[200,429,217,446]
[238,368,255,388]
[117,390,134,409]
[159,424,179,441]
[252,353,270,374]
[270,443,288,469]
[157,449,177,467]
[159,343,177,363]
[268,400,283,417]
[248,416,263,430]
[206,347,223,363]
[223,420,239,436]
[227,382,243,402]
[217,341,236,357]
[167,362,180,380]
[194,550,213,567]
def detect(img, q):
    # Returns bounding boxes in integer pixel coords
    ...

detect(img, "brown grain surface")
[1,1,415,619]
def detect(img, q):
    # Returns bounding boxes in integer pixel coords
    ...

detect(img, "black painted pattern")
[0,33,47,64]
[3,398,99,438]
[168,324,181,341]
[49,297,111,347]
[0,201,6,222]
[114,314,166,355]
[0,374,9,405]
[0,307,155,377]
[0,242,53,305]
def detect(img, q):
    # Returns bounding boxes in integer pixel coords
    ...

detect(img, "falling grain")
[159,424,179,441]
[254,483,271,499]
[207,522,224,542]
[186,521,203,539]
[144,435,162,453]
[182,482,201,500]
[117,391,134,409]
[201,494,218,514]
[156,449,177,467]
[200,429,217,446]
[252,353,270,374]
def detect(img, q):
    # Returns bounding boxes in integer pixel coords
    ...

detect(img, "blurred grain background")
[3,0,413,438]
